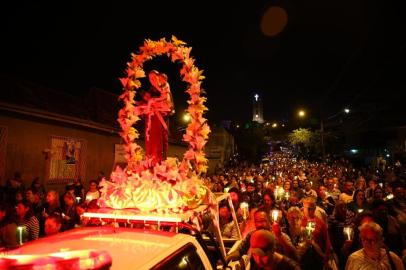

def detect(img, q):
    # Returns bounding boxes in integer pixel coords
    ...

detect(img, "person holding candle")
[348,189,370,215]
[345,221,405,270]
[61,192,80,231]
[15,200,39,242]
[227,208,298,263]
[301,198,332,270]
[219,201,239,239]
[85,180,100,203]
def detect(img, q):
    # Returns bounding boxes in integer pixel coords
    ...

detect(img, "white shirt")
[345,248,405,270]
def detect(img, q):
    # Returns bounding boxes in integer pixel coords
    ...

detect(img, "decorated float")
[97,36,212,214]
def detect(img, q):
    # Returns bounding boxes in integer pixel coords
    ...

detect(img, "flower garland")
[118,36,210,174]
[97,37,212,212]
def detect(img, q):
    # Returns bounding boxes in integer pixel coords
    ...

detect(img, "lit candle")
[305,221,315,239]
[75,197,81,204]
[274,189,279,201]
[271,210,279,223]
[17,226,24,245]
[343,226,353,241]
[357,209,364,213]
[240,202,249,220]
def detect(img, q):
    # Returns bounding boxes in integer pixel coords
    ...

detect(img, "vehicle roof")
[8,227,196,270]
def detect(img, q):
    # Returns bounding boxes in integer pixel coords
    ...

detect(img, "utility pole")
[320,119,325,161]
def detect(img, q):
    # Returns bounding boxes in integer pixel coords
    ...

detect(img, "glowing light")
[343,226,354,240]
[183,113,191,122]
[344,108,350,114]
[255,114,259,118]
[17,226,24,245]
[271,210,279,223]
[350,149,358,154]
[260,6,288,37]
[305,221,315,238]
[272,123,278,128]
[298,110,306,118]
[240,202,249,220]
[254,94,259,101]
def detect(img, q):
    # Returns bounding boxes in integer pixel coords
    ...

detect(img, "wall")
[0,112,187,191]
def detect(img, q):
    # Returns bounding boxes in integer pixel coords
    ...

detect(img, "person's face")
[230,192,239,203]
[360,228,381,254]
[336,203,347,216]
[263,195,273,208]
[344,182,354,192]
[283,182,291,191]
[304,203,316,218]
[254,212,271,230]
[374,188,384,199]
[292,181,299,188]
[394,187,405,200]
[25,190,34,203]
[327,179,334,189]
[368,180,377,189]
[45,218,61,236]
[46,192,56,203]
[247,185,255,193]
[15,203,28,219]
[219,206,230,220]
[252,249,273,269]
[287,213,301,228]
[356,191,365,201]
[15,192,23,202]
[64,195,74,206]
[89,182,97,191]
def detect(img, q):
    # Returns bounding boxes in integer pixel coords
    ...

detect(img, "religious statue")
[136,70,174,165]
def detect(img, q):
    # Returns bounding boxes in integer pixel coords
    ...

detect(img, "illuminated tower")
[252,93,264,123]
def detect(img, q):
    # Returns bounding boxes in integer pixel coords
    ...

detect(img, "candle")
[343,226,353,241]
[240,202,249,220]
[75,197,81,204]
[17,226,24,245]
[271,210,279,223]
[305,221,315,239]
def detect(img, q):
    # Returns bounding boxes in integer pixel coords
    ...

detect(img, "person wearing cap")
[249,229,301,270]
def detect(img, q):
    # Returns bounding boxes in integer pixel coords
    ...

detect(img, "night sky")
[1,0,405,125]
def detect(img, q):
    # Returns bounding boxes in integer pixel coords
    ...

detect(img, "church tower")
[252,94,264,123]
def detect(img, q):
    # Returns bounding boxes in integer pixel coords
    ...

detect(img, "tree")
[288,128,316,156]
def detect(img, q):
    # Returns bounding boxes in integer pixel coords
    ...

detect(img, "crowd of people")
[209,152,406,269]
[1,151,406,270]
[0,172,104,248]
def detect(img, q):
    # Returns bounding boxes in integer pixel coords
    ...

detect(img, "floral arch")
[98,36,212,213]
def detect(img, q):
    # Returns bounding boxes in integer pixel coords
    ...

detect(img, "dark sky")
[1,0,405,125]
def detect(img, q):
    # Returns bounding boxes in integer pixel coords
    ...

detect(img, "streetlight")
[298,110,306,118]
